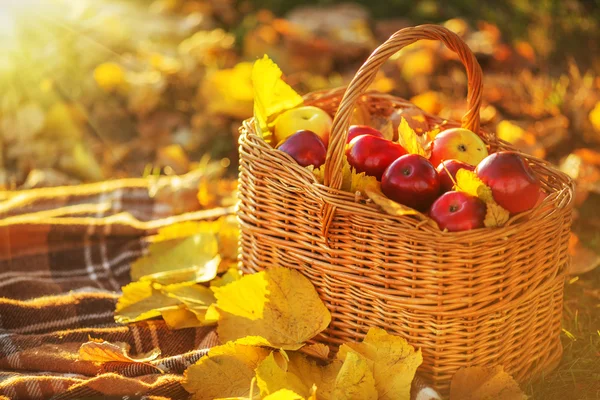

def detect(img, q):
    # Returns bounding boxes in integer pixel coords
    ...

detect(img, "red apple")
[475,151,541,214]
[347,125,384,144]
[436,160,476,193]
[346,135,408,180]
[381,154,440,211]
[430,128,488,167]
[429,191,486,232]
[277,130,326,168]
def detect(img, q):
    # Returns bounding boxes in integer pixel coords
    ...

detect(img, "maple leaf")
[337,327,422,400]
[183,342,270,400]
[252,55,304,139]
[212,266,331,350]
[79,338,161,365]
[397,118,428,157]
[364,181,426,218]
[449,365,527,400]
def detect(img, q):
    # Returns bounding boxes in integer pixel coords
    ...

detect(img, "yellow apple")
[274,106,332,147]
[429,128,488,167]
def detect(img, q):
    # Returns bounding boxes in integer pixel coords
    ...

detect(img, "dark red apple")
[429,191,486,232]
[436,160,476,193]
[347,125,385,144]
[346,135,408,180]
[381,154,440,211]
[277,130,326,168]
[475,151,541,214]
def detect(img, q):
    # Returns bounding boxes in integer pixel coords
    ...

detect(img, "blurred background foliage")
[0,1,598,397]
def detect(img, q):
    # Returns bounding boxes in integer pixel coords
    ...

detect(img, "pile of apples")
[272,105,543,232]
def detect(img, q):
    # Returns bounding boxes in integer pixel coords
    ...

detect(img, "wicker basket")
[237,24,574,393]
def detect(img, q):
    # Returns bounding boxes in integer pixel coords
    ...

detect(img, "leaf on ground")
[364,181,425,218]
[263,389,306,400]
[115,281,181,324]
[256,352,309,398]
[183,342,270,400]
[252,55,304,138]
[299,343,330,361]
[211,267,243,288]
[213,266,331,350]
[131,232,219,281]
[484,201,510,228]
[139,256,220,285]
[286,352,342,400]
[79,338,161,364]
[161,307,206,329]
[337,327,422,400]
[449,365,527,400]
[332,351,378,400]
[454,169,493,202]
[397,118,427,157]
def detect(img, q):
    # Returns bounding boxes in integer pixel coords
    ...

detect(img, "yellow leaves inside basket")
[454,169,510,227]
[397,117,428,157]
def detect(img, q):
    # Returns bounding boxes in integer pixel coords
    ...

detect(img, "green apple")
[274,106,332,147]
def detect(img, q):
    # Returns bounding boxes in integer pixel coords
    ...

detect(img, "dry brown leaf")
[449,365,527,400]
[79,338,161,364]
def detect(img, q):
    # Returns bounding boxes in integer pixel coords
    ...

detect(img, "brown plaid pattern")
[0,170,226,400]
[0,169,440,400]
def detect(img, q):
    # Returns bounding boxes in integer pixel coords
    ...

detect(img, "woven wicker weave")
[237,25,574,393]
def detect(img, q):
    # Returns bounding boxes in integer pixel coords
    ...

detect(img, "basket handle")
[321,24,484,237]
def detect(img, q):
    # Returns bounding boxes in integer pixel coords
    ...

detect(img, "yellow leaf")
[183,342,270,400]
[263,389,306,400]
[364,182,425,218]
[426,127,441,142]
[79,338,161,364]
[589,101,600,132]
[216,215,241,261]
[337,327,422,400]
[394,108,430,135]
[138,256,219,285]
[252,55,304,137]
[497,120,526,144]
[351,172,378,195]
[410,91,443,115]
[256,352,309,398]
[94,62,125,92]
[484,201,510,228]
[454,169,494,202]
[332,351,378,400]
[306,165,325,184]
[449,365,527,400]
[299,343,330,361]
[211,267,243,288]
[115,281,181,324]
[397,118,427,157]
[161,307,205,329]
[162,281,215,310]
[214,266,331,350]
[131,232,219,281]
[286,352,342,400]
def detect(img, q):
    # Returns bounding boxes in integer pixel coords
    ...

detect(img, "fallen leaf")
[163,281,216,310]
[131,232,219,281]
[332,351,378,400]
[183,342,270,400]
[161,307,205,329]
[252,55,304,138]
[397,118,428,157]
[213,266,331,350]
[484,201,510,228]
[256,352,308,397]
[79,338,161,364]
[337,327,422,400]
[568,233,600,275]
[115,281,181,324]
[286,352,342,400]
[211,267,243,288]
[263,389,306,400]
[94,62,125,92]
[202,62,254,119]
[410,91,443,115]
[299,343,330,360]
[364,182,424,218]
[496,120,526,144]
[449,365,527,400]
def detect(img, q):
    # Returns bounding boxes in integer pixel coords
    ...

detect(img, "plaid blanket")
[0,170,440,400]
